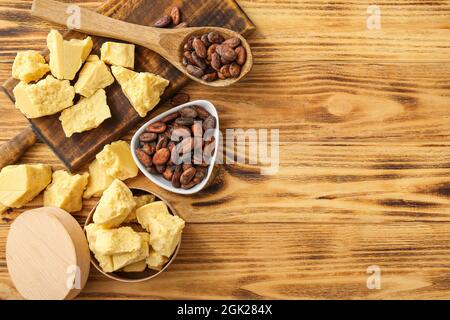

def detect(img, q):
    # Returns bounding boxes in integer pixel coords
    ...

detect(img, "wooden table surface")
[1,0,450,300]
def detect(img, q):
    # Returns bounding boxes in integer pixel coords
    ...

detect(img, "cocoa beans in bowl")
[183,32,248,83]
[131,100,220,195]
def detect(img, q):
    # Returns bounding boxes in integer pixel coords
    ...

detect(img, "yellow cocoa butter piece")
[47,29,93,80]
[0,164,52,208]
[13,75,75,118]
[111,66,169,117]
[12,50,50,83]
[92,179,136,228]
[96,140,138,181]
[43,170,89,213]
[59,89,111,137]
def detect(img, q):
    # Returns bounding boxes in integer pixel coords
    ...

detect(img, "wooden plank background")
[1,0,450,299]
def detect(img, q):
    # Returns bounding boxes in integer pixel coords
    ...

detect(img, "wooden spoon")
[31,0,253,87]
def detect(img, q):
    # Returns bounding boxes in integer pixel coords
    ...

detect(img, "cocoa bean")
[179,107,198,118]
[192,176,203,184]
[201,34,211,47]
[170,7,181,25]
[229,62,241,78]
[163,167,174,180]
[156,165,166,174]
[222,37,241,49]
[182,57,188,66]
[142,143,155,155]
[184,51,195,65]
[211,53,222,71]
[193,106,211,119]
[207,44,218,61]
[208,31,224,44]
[181,180,199,190]
[156,136,169,150]
[235,46,247,66]
[220,64,231,78]
[186,37,194,49]
[182,163,193,171]
[175,22,188,28]
[154,15,172,28]
[175,117,194,126]
[164,125,174,139]
[148,166,158,174]
[202,72,217,82]
[140,132,158,142]
[219,45,237,64]
[171,165,182,188]
[186,64,204,78]
[217,72,226,80]
[160,112,180,123]
[193,38,207,58]
[195,167,207,181]
[204,66,215,74]
[191,52,207,70]
[153,148,171,165]
[180,167,196,185]
[173,122,191,130]
[170,93,190,106]
[136,149,152,167]
[197,166,208,175]
[146,122,167,133]
[203,116,217,131]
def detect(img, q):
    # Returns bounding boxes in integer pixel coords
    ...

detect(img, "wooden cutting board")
[1,0,255,171]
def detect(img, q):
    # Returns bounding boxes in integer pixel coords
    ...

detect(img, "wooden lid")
[6,207,90,300]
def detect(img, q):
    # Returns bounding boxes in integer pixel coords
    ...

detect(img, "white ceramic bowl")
[131,100,220,195]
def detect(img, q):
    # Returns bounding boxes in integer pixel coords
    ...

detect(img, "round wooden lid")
[6,207,90,300]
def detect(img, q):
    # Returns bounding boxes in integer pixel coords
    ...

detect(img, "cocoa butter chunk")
[59,89,111,138]
[43,170,89,213]
[75,55,115,97]
[0,164,52,208]
[100,42,135,69]
[12,50,50,83]
[136,201,185,257]
[13,75,75,119]
[47,29,93,80]
[111,66,169,117]
[92,179,136,228]
[96,140,139,181]
[83,159,114,200]
[94,227,142,255]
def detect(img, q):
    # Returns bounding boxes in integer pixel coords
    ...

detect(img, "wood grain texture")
[1,0,450,300]
[2,0,255,171]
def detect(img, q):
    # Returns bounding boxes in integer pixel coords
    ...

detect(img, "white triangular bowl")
[131,100,220,195]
